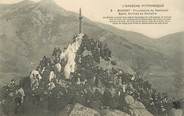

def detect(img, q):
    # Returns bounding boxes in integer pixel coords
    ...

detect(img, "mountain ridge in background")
[0,0,183,98]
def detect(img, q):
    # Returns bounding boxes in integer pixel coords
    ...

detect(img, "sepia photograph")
[0,0,183,116]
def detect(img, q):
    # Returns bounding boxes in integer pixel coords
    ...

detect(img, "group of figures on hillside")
[0,34,178,116]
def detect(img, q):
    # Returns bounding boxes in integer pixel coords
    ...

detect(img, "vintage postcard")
[0,0,183,116]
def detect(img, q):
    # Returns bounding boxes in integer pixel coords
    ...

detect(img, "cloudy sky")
[0,0,184,38]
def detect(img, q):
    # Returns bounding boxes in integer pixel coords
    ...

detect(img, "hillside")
[156,32,184,65]
[0,33,170,116]
[0,0,167,85]
[1,1,184,115]
[155,32,184,98]
[96,22,158,51]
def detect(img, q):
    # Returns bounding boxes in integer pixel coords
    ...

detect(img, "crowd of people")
[0,34,174,116]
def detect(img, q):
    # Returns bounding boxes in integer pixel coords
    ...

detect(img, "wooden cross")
[79,8,83,34]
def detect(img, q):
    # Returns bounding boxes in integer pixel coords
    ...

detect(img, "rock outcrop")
[101,109,130,116]
[125,95,154,116]
[69,103,100,116]
[168,108,183,116]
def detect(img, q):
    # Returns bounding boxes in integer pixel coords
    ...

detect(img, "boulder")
[58,104,74,116]
[129,100,145,109]
[101,109,130,116]
[69,103,100,116]
[168,108,183,116]
[125,95,135,105]
[125,95,154,116]
[129,108,153,116]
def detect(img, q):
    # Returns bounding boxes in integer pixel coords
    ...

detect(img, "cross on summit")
[79,8,83,34]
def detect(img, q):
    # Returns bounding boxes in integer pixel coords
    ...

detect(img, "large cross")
[79,8,83,34]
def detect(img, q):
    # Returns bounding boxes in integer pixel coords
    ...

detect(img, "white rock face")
[60,34,84,79]
[125,95,154,116]
[69,103,100,116]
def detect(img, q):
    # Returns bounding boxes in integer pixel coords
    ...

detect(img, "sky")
[0,0,184,38]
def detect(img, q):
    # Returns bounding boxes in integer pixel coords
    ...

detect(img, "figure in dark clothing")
[103,88,113,108]
[14,85,25,114]
[14,93,22,114]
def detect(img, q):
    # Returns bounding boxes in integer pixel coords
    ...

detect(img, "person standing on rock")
[14,85,25,114]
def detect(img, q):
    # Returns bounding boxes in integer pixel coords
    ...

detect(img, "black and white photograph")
[0,0,183,116]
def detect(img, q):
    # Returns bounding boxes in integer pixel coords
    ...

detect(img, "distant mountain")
[154,32,184,73]
[155,32,184,98]
[0,0,182,97]
[0,0,164,73]
[156,32,184,54]
[96,22,158,51]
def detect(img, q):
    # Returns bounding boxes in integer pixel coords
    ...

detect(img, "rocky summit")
[0,33,174,116]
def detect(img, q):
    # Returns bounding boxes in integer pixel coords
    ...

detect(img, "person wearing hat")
[8,79,16,90]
